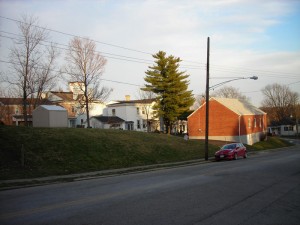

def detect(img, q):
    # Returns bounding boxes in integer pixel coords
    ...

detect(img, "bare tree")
[261,83,298,123]
[65,37,112,128]
[138,90,156,132]
[192,86,249,110]
[5,15,59,126]
[212,86,249,102]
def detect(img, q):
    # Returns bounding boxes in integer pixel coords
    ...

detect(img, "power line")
[0,59,144,87]
[1,15,299,78]
[0,15,153,55]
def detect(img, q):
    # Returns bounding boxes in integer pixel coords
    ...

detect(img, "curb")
[0,158,214,190]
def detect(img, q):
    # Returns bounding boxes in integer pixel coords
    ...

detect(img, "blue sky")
[0,0,299,107]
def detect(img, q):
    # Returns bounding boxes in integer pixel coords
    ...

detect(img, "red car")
[215,143,247,161]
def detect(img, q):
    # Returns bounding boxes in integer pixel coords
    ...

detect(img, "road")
[1,146,300,225]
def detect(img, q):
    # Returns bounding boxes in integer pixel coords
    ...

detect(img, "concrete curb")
[0,158,213,190]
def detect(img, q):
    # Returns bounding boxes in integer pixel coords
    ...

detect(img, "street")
[1,146,300,225]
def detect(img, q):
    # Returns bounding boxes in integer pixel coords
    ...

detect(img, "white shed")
[33,105,68,127]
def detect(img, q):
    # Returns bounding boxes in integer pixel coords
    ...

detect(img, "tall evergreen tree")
[143,51,194,134]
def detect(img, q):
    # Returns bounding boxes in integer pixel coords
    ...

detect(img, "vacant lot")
[0,126,292,180]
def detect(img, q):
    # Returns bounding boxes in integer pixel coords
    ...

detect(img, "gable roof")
[38,105,67,111]
[213,98,266,115]
[108,98,155,106]
[91,116,125,124]
[49,92,76,102]
[0,98,53,106]
[188,97,266,118]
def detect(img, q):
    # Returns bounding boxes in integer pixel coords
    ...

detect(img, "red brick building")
[187,98,267,145]
[0,98,52,126]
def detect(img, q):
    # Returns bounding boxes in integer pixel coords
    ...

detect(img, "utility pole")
[205,37,210,161]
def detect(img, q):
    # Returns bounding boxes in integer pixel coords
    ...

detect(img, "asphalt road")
[1,146,300,225]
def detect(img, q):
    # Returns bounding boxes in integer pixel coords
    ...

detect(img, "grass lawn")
[0,126,292,180]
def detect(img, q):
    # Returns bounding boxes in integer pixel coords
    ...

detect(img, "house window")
[15,108,19,114]
[137,107,140,115]
[259,118,262,128]
[248,118,251,128]
[284,126,289,131]
[112,109,116,116]
[254,118,257,128]
[72,106,75,113]
[137,120,141,129]
[143,120,146,128]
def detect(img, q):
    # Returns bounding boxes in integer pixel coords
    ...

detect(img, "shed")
[187,98,267,145]
[33,105,68,127]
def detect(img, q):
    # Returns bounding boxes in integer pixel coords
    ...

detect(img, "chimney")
[125,95,131,101]
[201,96,206,105]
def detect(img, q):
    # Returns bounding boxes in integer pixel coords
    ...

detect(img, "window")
[112,109,116,116]
[259,118,262,128]
[137,120,141,129]
[72,106,75,113]
[254,118,257,128]
[137,107,140,114]
[283,126,293,131]
[143,120,146,128]
[248,118,251,128]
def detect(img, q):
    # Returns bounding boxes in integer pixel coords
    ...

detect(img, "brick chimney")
[125,95,131,101]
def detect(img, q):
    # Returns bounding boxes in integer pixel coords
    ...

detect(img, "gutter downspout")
[239,115,241,142]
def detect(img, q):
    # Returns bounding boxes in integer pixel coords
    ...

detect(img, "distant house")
[90,116,125,129]
[42,82,106,128]
[268,125,297,136]
[0,98,52,126]
[102,95,158,131]
[33,105,68,127]
[187,98,267,145]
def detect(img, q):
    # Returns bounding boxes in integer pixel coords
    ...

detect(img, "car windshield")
[221,144,236,150]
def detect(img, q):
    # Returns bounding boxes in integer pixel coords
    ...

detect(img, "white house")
[268,124,298,136]
[33,105,68,127]
[100,96,158,131]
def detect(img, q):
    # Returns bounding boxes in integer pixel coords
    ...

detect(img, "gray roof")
[92,116,125,124]
[213,98,266,115]
[39,105,67,111]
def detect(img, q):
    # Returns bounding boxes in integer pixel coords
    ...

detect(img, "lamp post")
[204,75,258,161]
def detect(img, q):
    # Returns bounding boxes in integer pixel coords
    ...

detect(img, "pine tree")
[143,51,194,134]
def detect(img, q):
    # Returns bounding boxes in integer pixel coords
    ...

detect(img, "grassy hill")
[0,126,292,180]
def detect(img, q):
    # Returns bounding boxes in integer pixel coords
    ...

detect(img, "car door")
[236,143,242,156]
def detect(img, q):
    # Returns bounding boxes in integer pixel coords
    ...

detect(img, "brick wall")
[188,99,267,143]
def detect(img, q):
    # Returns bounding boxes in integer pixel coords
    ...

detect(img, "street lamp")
[204,76,258,161]
[209,76,258,90]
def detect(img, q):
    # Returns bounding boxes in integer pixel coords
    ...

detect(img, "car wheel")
[244,152,248,158]
[234,153,238,160]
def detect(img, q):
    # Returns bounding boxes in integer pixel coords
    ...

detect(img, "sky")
[0,0,299,107]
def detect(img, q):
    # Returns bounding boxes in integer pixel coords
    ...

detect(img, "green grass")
[246,136,293,151]
[0,126,293,180]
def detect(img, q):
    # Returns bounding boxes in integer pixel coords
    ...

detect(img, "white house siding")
[189,131,263,145]
[76,102,106,128]
[105,100,156,131]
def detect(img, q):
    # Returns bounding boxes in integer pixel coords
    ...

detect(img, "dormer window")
[112,109,116,116]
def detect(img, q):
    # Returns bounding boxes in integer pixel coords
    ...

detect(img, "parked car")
[215,143,247,161]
